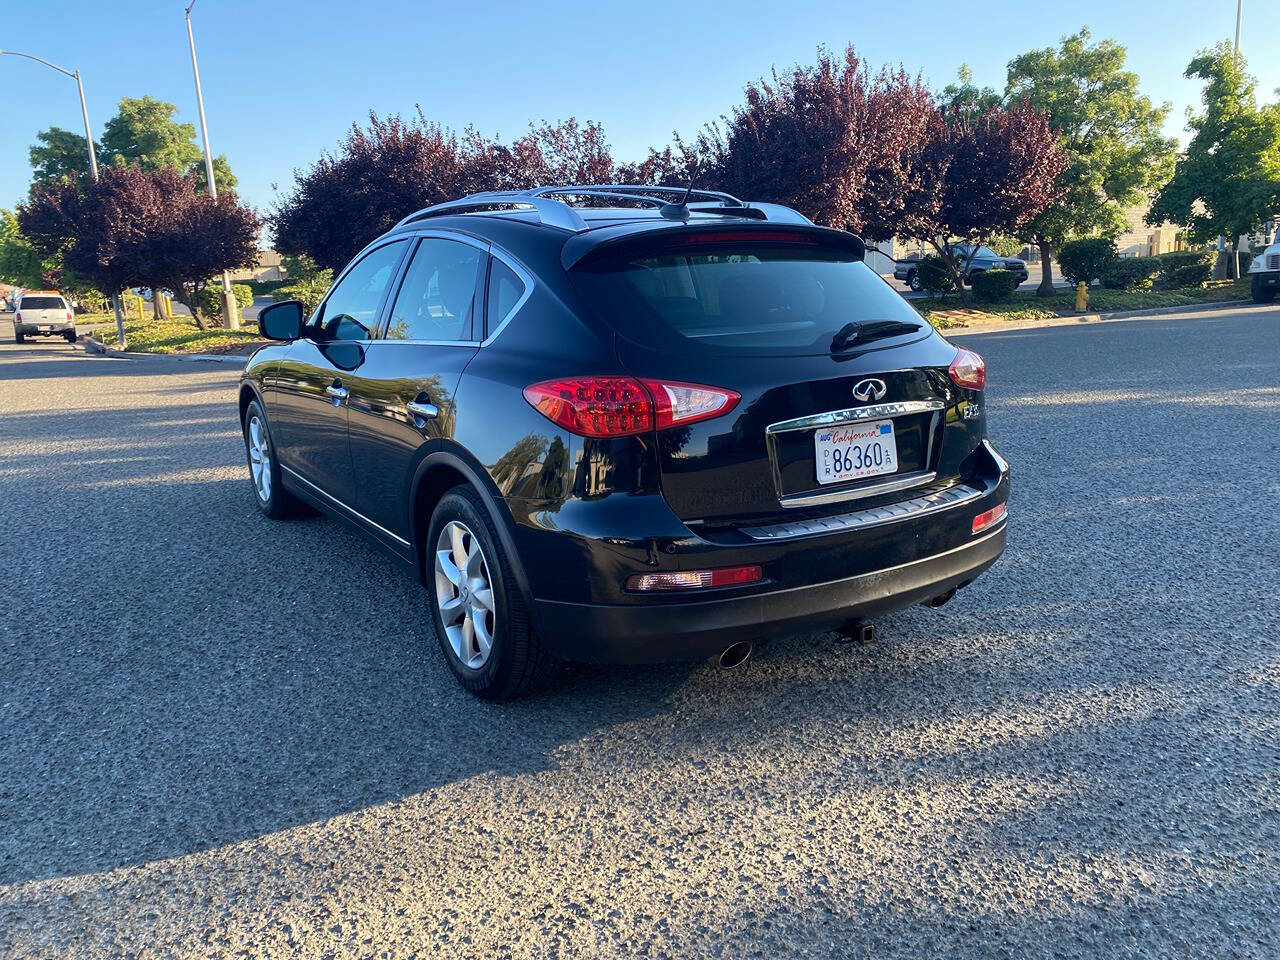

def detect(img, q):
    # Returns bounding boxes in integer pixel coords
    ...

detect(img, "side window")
[385,238,486,342]
[485,258,527,337]
[314,240,406,341]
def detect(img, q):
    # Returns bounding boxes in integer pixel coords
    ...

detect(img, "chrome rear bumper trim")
[777,469,937,509]
[741,481,983,541]
[765,399,946,436]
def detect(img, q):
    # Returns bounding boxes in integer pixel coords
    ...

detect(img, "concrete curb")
[84,335,249,367]
[944,298,1265,336]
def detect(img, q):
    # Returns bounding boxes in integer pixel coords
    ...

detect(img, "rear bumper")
[16,323,75,334]
[534,521,1006,664]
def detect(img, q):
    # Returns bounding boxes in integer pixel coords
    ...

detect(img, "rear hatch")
[18,295,70,328]
[569,226,978,526]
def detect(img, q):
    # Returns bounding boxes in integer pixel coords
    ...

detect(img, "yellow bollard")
[164,293,172,319]
[135,296,144,322]
[1075,281,1089,313]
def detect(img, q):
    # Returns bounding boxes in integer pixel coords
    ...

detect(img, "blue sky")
[3,0,1277,217]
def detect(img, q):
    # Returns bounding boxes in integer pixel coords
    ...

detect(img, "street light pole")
[0,49,125,346]
[185,0,240,330]
[1235,0,1243,55]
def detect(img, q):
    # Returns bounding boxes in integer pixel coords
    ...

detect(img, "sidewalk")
[948,297,1267,336]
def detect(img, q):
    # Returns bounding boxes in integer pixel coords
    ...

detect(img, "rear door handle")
[325,381,348,405]
[407,399,439,424]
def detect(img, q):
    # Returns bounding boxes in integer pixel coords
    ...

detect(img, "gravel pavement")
[1,308,1278,958]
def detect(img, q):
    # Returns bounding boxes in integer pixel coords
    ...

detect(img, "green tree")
[28,96,237,196]
[939,65,1002,121]
[0,209,47,287]
[1148,44,1280,277]
[29,127,101,183]
[275,254,332,313]
[102,96,202,173]
[1006,29,1177,295]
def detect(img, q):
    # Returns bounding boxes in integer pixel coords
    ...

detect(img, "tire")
[426,486,557,699]
[242,399,301,519]
[14,330,23,344]
[907,271,921,292]
[65,330,77,343]
[1251,274,1277,303]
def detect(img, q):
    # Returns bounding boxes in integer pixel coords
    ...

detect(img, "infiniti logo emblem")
[852,378,887,402]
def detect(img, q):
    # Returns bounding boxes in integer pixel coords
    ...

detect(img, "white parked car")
[14,290,77,344]
[1248,242,1280,303]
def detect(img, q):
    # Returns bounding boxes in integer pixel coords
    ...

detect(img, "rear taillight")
[523,376,739,438]
[626,564,762,592]
[639,379,740,428]
[13,312,19,323]
[972,502,1006,534]
[949,347,986,390]
[66,312,73,322]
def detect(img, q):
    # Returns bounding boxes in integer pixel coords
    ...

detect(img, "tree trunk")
[152,294,164,321]
[1036,240,1055,297]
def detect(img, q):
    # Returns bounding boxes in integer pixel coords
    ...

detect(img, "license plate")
[814,419,898,485]
[38,326,51,332]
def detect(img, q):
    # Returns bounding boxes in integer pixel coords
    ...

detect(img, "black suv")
[242,186,1009,698]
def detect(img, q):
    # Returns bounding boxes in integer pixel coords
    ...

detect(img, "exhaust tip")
[923,587,957,609]
[718,640,753,669]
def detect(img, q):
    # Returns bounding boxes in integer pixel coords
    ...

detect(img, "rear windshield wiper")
[830,319,922,353]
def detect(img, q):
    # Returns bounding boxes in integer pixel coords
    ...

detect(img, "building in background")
[229,250,285,283]
[1115,202,1182,257]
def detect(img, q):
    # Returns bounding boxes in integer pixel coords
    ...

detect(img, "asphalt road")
[1,307,1278,958]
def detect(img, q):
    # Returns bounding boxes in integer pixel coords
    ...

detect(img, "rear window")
[571,243,925,356]
[19,296,64,310]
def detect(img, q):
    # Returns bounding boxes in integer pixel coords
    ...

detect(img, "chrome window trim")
[376,227,533,347]
[742,481,982,541]
[481,248,535,346]
[765,399,946,435]
[379,230,491,343]
[310,236,412,342]
[281,465,410,547]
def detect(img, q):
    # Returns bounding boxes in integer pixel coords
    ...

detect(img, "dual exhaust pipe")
[716,587,956,668]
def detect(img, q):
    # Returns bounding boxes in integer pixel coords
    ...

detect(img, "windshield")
[956,246,1000,260]
[19,296,64,310]
[571,243,927,357]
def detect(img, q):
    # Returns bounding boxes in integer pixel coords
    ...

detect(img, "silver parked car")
[14,291,77,344]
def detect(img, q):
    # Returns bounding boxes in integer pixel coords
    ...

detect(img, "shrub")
[1100,256,1162,290]
[916,255,957,297]
[1157,250,1214,288]
[1239,251,1255,274]
[971,269,1020,303]
[1058,236,1118,286]
[196,282,254,325]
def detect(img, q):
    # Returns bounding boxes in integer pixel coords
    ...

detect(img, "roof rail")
[395,184,778,232]
[530,184,747,208]
[396,191,589,232]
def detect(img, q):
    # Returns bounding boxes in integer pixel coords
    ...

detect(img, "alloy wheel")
[434,520,497,669]
[246,414,272,503]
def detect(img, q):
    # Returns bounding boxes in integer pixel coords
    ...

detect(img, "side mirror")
[259,299,304,341]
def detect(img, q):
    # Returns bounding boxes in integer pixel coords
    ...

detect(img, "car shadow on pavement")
[0,398,695,886]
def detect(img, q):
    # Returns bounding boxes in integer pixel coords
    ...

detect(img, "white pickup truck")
[1248,243,1280,302]
[14,290,77,344]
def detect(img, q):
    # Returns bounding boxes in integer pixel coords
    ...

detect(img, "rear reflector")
[524,376,739,438]
[949,347,986,390]
[626,564,763,592]
[972,502,1007,534]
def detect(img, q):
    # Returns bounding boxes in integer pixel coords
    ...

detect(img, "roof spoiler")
[560,221,867,271]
